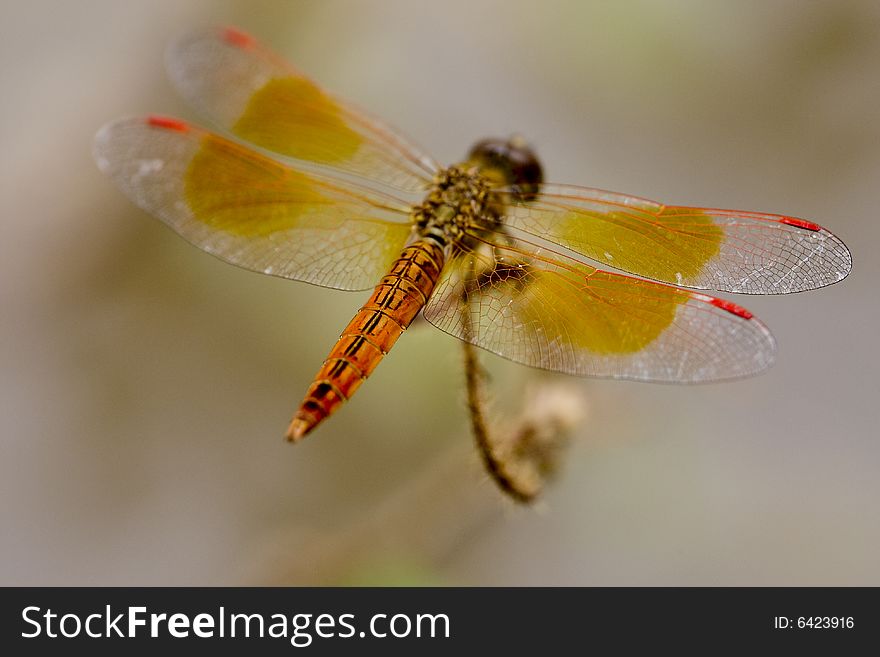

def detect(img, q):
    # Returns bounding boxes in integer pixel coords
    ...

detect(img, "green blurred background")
[2,0,878,585]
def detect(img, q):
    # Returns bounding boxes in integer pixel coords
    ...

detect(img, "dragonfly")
[94,26,851,444]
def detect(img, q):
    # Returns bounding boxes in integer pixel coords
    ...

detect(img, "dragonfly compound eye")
[467,137,544,201]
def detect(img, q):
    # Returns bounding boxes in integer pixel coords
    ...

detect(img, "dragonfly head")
[466,135,543,201]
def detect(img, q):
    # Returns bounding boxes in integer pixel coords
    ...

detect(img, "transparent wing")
[167,26,438,193]
[497,183,852,294]
[423,229,775,382]
[94,116,414,291]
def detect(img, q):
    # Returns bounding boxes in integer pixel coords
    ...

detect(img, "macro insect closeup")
[93,26,852,498]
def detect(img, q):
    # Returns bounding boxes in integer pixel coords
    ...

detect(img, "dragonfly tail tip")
[285,417,311,443]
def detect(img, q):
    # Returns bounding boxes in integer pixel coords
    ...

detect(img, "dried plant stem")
[462,337,537,504]
[459,259,584,503]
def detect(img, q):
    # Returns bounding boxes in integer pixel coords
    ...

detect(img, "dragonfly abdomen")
[286,239,445,441]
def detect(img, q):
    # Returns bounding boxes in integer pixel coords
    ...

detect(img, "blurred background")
[2,0,878,585]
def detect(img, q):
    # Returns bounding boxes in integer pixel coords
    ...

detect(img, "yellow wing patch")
[517,268,687,355]
[231,77,363,166]
[557,206,723,285]
[184,136,334,237]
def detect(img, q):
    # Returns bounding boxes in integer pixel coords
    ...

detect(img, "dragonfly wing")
[498,183,852,294]
[94,116,414,291]
[166,26,438,193]
[423,232,775,382]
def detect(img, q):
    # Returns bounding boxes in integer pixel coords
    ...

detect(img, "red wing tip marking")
[779,216,821,232]
[221,26,255,49]
[709,297,754,320]
[146,115,189,132]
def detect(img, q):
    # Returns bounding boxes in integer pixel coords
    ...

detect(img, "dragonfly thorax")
[412,138,544,247]
[412,166,494,246]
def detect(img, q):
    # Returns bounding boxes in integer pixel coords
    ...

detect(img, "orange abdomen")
[286,239,445,441]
